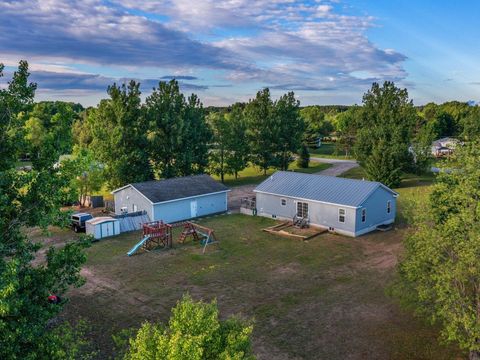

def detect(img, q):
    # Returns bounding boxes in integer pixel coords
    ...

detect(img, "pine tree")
[297,144,310,168]
[364,140,402,187]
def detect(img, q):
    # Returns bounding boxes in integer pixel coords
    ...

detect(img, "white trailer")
[85,217,120,240]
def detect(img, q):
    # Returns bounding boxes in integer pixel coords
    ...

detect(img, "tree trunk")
[470,350,480,360]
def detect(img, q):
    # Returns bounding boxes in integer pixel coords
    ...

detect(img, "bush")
[122,294,254,360]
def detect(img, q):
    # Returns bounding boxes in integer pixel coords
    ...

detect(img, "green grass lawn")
[214,160,332,187]
[341,166,436,189]
[309,142,355,160]
[42,211,462,359]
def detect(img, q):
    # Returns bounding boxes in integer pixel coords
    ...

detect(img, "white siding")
[113,186,153,219]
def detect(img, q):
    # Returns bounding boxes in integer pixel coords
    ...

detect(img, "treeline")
[72,83,304,188]
[13,64,480,190]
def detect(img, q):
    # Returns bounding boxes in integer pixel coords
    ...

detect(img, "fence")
[113,210,150,233]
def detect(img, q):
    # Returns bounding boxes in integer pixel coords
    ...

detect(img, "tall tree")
[22,102,78,169]
[146,80,185,178]
[181,93,211,175]
[61,146,105,206]
[399,142,480,360]
[90,81,152,188]
[355,81,417,186]
[0,61,36,170]
[460,106,480,141]
[334,106,360,157]
[208,112,231,182]
[245,89,277,175]
[274,92,304,171]
[300,106,334,146]
[0,61,89,359]
[225,103,249,179]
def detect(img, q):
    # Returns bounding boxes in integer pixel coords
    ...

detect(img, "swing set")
[127,220,218,256]
[177,222,219,254]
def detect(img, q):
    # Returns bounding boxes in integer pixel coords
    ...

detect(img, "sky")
[1,0,479,107]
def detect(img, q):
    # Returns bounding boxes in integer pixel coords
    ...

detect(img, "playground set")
[127,220,218,256]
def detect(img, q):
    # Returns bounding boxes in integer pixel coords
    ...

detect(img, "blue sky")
[1,0,479,106]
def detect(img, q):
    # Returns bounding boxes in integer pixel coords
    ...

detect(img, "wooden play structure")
[127,220,218,256]
[127,221,172,256]
[177,222,219,254]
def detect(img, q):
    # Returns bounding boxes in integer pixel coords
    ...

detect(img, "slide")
[127,235,150,256]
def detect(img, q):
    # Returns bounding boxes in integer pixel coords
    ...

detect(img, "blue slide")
[127,236,150,256]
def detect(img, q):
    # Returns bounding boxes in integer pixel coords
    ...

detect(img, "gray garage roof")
[254,171,397,207]
[114,174,229,204]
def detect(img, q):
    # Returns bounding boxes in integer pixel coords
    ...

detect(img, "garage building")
[112,174,229,224]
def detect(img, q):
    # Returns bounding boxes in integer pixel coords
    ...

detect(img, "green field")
[213,160,332,186]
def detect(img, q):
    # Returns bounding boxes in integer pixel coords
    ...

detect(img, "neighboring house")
[253,171,398,237]
[112,174,230,224]
[431,137,459,157]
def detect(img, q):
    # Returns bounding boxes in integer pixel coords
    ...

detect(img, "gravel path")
[228,158,359,211]
[310,157,359,176]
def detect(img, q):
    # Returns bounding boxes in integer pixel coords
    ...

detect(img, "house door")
[190,200,198,218]
[297,202,308,218]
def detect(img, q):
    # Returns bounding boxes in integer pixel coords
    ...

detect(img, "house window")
[338,208,346,223]
[281,199,287,206]
[121,206,128,214]
[387,201,391,214]
[361,208,366,223]
[297,202,308,218]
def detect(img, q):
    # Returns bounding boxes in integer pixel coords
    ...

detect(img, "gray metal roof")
[254,171,397,207]
[115,174,229,204]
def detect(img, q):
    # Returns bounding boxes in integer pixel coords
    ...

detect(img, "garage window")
[338,208,346,223]
[281,198,287,206]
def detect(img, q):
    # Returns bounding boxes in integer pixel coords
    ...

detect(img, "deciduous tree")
[355,81,417,186]
[274,91,304,171]
[122,294,254,360]
[90,81,152,188]
[0,61,90,359]
[399,142,480,360]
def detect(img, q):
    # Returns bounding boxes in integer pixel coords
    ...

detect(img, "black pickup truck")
[71,213,93,232]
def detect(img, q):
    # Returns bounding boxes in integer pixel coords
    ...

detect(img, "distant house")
[112,175,230,223]
[431,137,459,157]
[253,171,398,237]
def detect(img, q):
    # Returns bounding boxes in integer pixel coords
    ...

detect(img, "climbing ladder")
[178,222,200,243]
